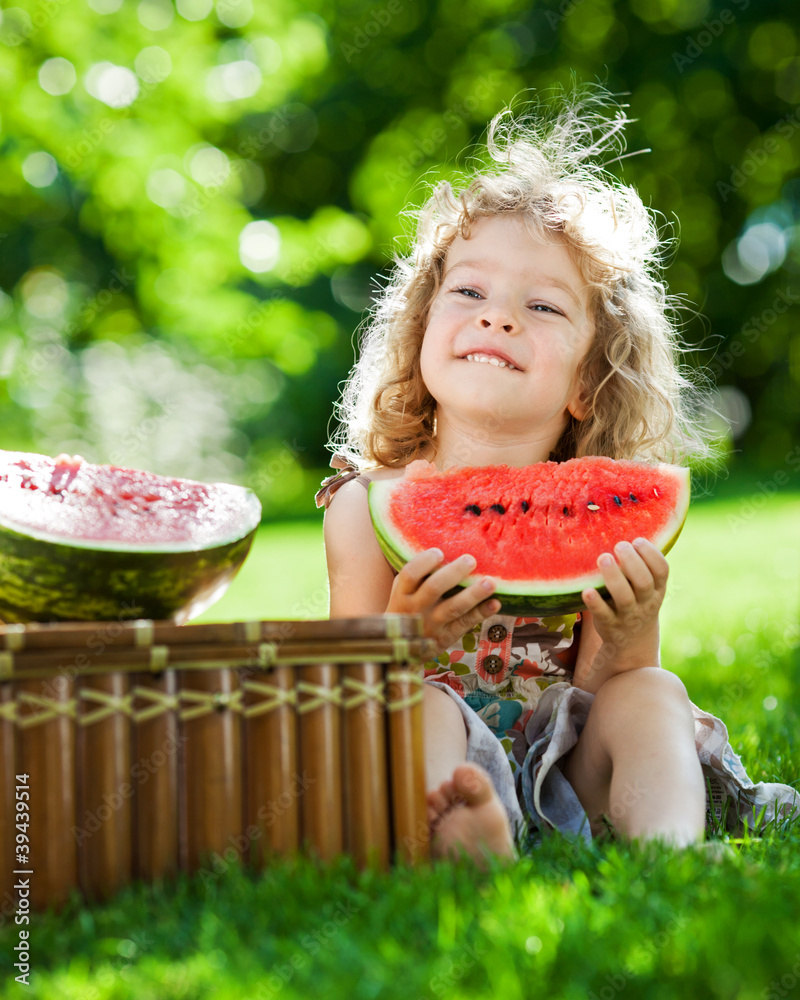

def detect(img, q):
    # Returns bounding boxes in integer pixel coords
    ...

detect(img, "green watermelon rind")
[0,487,261,624]
[369,464,691,618]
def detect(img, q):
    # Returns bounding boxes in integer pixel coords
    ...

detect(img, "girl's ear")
[567,384,589,422]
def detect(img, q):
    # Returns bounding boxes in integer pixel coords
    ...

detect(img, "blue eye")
[451,286,565,316]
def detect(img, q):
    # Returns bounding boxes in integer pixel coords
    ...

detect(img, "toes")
[452,764,493,806]
[437,779,456,805]
[426,787,449,824]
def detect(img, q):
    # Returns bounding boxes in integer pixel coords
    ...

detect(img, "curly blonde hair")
[329,86,715,470]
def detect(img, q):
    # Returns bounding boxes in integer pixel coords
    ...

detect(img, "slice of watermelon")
[0,450,261,623]
[368,457,690,616]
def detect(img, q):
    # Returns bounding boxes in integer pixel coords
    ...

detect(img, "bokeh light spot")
[85,63,140,109]
[177,0,213,20]
[138,0,174,30]
[189,146,230,187]
[22,152,59,188]
[146,168,187,208]
[740,223,787,273]
[206,60,262,102]
[748,22,796,70]
[723,222,788,285]
[776,58,800,104]
[715,646,735,666]
[38,57,77,96]
[236,160,265,205]
[239,220,280,273]
[715,385,753,440]
[0,7,32,46]
[216,0,252,29]
[135,46,172,84]
[250,36,283,74]
[20,270,69,319]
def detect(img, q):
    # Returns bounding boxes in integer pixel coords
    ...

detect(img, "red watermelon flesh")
[0,450,261,623]
[368,457,690,616]
[0,452,251,550]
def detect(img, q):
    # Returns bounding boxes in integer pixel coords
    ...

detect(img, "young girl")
[316,90,799,863]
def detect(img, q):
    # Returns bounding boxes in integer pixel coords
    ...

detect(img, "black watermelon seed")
[562,506,569,516]
[521,501,529,512]
[613,495,622,506]
[465,504,481,515]
[490,504,505,514]
[629,493,638,502]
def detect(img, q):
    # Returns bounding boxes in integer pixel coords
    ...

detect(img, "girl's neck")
[424,411,563,470]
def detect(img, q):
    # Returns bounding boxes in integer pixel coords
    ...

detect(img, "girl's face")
[420,213,594,451]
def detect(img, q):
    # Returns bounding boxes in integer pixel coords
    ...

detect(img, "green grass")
[193,519,330,622]
[2,483,799,1000]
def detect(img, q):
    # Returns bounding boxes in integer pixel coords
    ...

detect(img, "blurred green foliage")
[0,0,798,518]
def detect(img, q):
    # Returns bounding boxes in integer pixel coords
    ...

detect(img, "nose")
[478,301,517,334]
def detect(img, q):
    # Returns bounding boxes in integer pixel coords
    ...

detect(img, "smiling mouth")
[462,353,519,371]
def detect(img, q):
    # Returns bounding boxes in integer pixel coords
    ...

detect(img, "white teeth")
[465,354,516,370]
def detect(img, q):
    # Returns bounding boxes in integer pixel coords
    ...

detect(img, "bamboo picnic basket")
[0,615,436,910]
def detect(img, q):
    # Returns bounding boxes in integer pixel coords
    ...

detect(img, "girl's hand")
[386,548,501,653]
[581,537,668,672]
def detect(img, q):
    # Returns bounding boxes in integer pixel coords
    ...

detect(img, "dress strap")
[315,453,370,509]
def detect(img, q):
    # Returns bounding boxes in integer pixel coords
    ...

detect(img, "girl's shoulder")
[315,458,405,510]
[360,467,405,483]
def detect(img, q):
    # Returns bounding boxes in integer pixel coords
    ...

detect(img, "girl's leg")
[560,667,706,847]
[423,683,516,863]
[423,682,468,792]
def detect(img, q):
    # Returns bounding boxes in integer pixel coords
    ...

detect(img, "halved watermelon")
[0,450,261,624]
[369,457,690,616]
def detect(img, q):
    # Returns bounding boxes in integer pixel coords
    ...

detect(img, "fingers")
[438,596,501,648]
[400,550,497,612]
[598,540,668,603]
[595,548,640,614]
[630,537,669,588]
[439,575,497,616]
[394,548,445,596]
[583,538,669,623]
[418,554,485,606]
[613,541,654,600]
[582,585,615,621]
[392,551,501,650]
[396,550,478,601]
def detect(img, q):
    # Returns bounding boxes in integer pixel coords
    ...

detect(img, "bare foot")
[426,763,517,867]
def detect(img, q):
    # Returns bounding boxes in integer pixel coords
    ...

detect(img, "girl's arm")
[323,479,500,649]
[572,537,667,695]
[571,611,606,694]
[324,479,396,616]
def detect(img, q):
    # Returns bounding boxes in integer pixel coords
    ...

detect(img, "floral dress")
[420,611,800,847]
[421,612,580,780]
[317,460,800,846]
